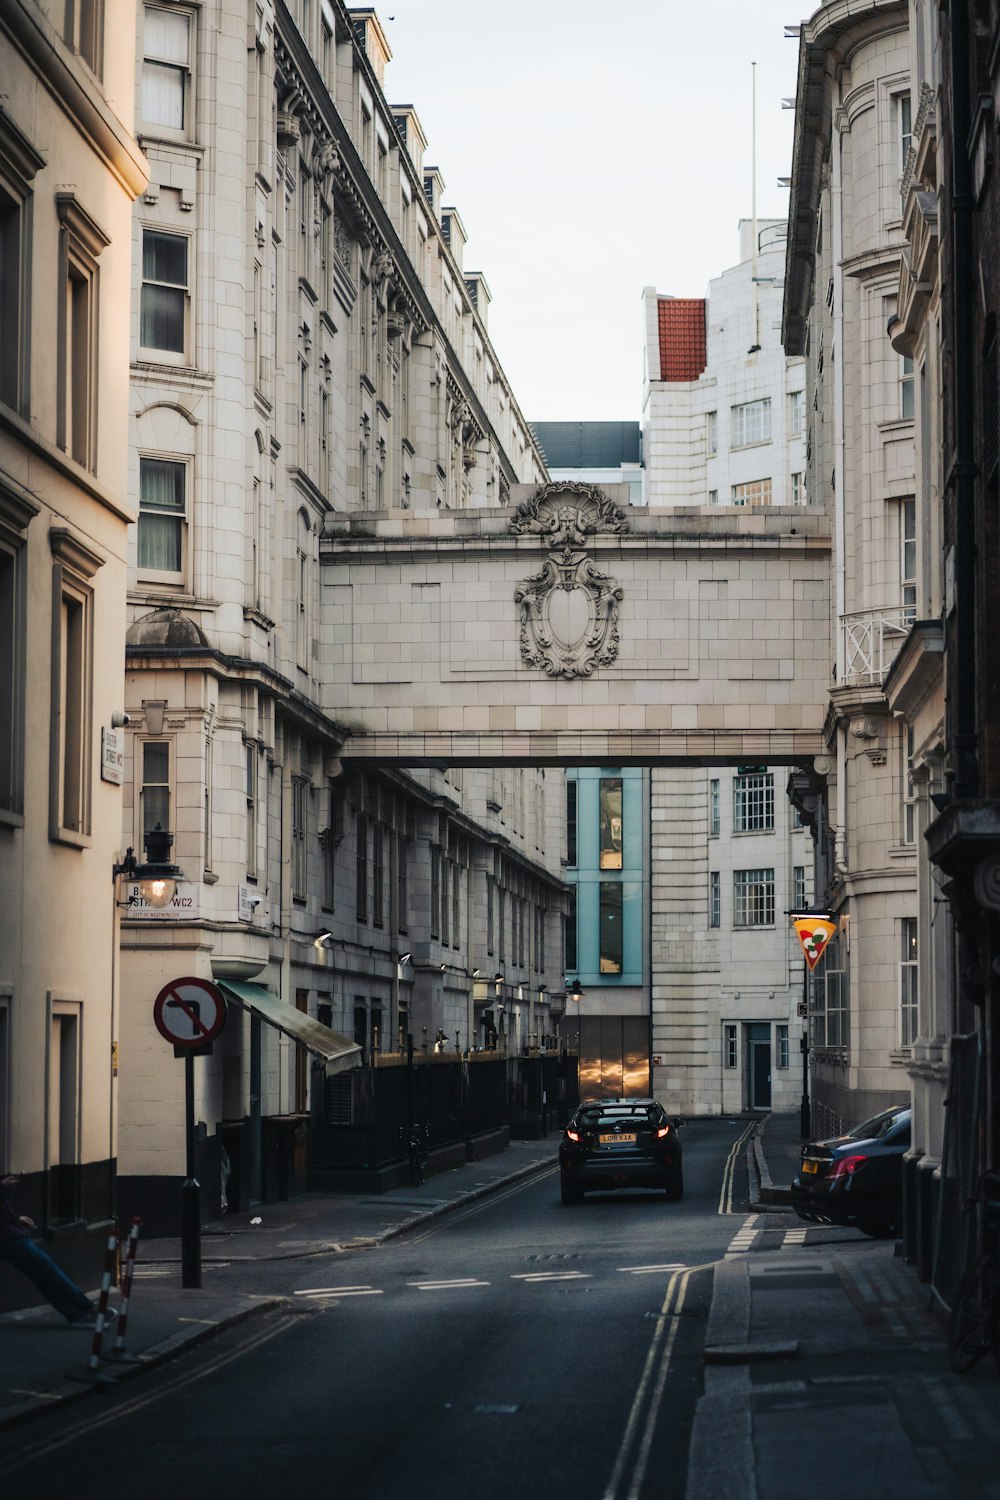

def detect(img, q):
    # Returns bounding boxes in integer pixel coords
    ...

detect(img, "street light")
[567,979,584,1002]
[114,823,186,908]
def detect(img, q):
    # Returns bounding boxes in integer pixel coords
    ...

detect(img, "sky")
[379,0,801,425]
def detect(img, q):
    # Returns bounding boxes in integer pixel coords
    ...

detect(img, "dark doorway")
[749,1033,772,1110]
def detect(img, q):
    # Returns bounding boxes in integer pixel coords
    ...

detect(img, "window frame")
[0,486,37,825]
[137,452,188,584]
[733,772,775,833]
[709,870,721,929]
[733,868,775,928]
[0,115,44,419]
[56,193,109,472]
[900,917,918,1047]
[141,4,194,138]
[49,529,102,846]
[731,477,773,508]
[731,397,772,448]
[139,226,191,365]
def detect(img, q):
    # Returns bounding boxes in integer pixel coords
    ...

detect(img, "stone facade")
[784,3,919,1138]
[0,1,147,1299]
[118,1,566,1229]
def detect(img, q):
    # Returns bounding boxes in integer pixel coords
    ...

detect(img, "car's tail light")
[828,1153,867,1181]
[565,1128,582,1144]
[655,1125,671,1139]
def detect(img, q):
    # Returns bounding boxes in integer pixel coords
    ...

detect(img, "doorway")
[747,1023,772,1110]
[577,1016,650,1100]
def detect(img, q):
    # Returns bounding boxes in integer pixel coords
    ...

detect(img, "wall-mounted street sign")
[790,915,837,972]
[153,976,227,1048]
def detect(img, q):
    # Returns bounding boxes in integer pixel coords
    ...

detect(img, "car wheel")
[665,1174,684,1202]
[561,1177,583,1205]
[857,1199,900,1239]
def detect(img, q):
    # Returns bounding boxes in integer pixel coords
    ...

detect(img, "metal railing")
[841,607,914,685]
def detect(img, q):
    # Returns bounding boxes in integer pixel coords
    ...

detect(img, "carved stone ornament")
[512,483,628,679]
[974,856,1000,915]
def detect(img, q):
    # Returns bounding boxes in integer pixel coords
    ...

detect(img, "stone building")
[119,1,566,1228]
[0,1,147,1299]
[641,223,814,1117]
[783,0,920,1139]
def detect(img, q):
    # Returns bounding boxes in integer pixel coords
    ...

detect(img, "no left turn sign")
[153,976,227,1048]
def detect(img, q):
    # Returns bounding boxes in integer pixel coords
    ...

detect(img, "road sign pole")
[181,1051,201,1289]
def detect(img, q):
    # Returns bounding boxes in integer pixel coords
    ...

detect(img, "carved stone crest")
[511,483,628,679]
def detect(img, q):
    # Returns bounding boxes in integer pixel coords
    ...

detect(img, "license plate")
[601,1132,637,1145]
[801,1159,819,1175]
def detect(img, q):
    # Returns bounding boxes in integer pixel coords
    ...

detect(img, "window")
[440,857,449,946]
[140,230,188,357]
[50,533,100,842]
[372,821,384,928]
[292,778,307,901]
[901,722,917,845]
[724,1024,738,1069]
[901,355,915,419]
[565,888,577,972]
[63,0,104,77]
[451,847,461,948]
[734,772,774,832]
[599,882,623,974]
[245,743,257,879]
[706,410,718,454]
[731,478,772,507]
[356,811,368,922]
[777,1024,790,1069]
[0,165,35,417]
[733,868,775,927]
[791,471,807,505]
[709,871,721,928]
[140,739,170,849]
[900,918,918,1046]
[708,489,718,505]
[901,497,916,621]
[789,390,805,436]
[709,778,720,836]
[430,843,440,938]
[793,865,806,911]
[142,6,191,132]
[731,398,771,447]
[896,91,912,173]
[203,734,213,873]
[599,776,623,869]
[0,490,34,819]
[138,456,185,575]
[397,813,410,935]
[48,1002,81,1221]
[811,940,849,1049]
[57,195,108,471]
[825,969,849,1049]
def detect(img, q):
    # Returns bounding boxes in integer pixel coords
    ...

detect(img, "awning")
[218,981,361,1075]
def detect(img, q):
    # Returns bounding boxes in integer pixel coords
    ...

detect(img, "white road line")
[510,1271,591,1283]
[617,1263,687,1275]
[408,1279,489,1291]
[725,1213,759,1255]
[718,1120,756,1215]
[293,1286,384,1298]
[783,1227,809,1247]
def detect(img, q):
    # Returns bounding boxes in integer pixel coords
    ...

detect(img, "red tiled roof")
[657,298,707,382]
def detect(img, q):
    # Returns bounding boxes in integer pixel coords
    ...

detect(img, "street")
[0,1120,752,1499]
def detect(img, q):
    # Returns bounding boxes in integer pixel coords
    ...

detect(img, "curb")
[746,1119,793,1210]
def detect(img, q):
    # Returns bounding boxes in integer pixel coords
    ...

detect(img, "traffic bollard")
[112,1217,142,1362]
[87,1228,119,1373]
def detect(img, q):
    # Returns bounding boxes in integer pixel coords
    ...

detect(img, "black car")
[558,1097,684,1204]
[790,1103,911,1238]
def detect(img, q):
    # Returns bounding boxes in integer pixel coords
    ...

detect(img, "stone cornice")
[1,0,147,199]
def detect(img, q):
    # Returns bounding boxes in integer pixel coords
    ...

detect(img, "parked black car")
[790,1104,911,1238]
[558,1098,684,1204]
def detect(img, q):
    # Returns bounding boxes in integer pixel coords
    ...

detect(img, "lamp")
[313,930,334,949]
[567,979,584,1002]
[114,823,186,908]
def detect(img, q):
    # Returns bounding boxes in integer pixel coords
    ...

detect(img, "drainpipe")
[832,94,848,876]
[949,0,978,800]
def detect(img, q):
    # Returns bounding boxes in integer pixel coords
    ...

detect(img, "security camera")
[111,711,131,728]
[247,897,262,912]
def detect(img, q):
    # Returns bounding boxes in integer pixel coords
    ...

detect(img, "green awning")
[218,980,361,1075]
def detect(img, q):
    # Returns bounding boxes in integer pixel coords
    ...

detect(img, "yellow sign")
[791,915,836,971]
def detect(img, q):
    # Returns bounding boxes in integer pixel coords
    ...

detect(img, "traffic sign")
[153,976,227,1048]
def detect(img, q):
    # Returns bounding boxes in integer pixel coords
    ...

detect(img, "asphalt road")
[0,1118,752,1500]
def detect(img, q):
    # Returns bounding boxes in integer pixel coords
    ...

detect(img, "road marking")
[617,1263,687,1275]
[602,1260,715,1500]
[408,1278,489,1291]
[725,1213,760,1255]
[783,1227,809,1247]
[718,1120,756,1216]
[404,1164,559,1243]
[510,1271,591,1283]
[293,1286,383,1298]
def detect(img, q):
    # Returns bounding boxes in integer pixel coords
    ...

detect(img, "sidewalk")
[0,1138,557,1432]
[689,1112,1000,1500]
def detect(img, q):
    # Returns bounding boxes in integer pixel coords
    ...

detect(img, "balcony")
[841,607,913,686]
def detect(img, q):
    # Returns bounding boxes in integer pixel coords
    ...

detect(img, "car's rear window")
[578,1106,661,1128]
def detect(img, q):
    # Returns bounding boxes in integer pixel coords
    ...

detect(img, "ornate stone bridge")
[321,482,830,767]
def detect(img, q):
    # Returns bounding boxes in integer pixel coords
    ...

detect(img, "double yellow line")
[718,1119,757,1216]
[602,1261,714,1500]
